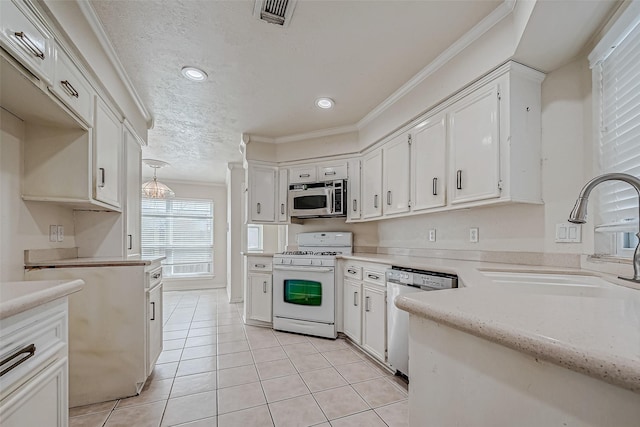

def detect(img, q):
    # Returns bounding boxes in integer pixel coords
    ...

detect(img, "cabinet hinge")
[498,180,503,190]
[497,91,502,101]
[407,135,412,145]
[408,200,412,208]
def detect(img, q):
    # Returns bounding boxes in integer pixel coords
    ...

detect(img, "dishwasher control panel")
[386,267,458,290]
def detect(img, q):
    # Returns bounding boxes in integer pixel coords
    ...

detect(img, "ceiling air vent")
[253,0,298,27]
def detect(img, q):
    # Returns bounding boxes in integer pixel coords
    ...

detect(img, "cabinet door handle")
[374,194,378,209]
[352,199,357,212]
[299,173,310,178]
[281,203,285,215]
[368,273,380,280]
[61,80,79,98]
[365,296,371,312]
[0,343,36,377]
[433,177,438,196]
[257,202,261,214]
[150,302,156,320]
[263,281,267,293]
[456,170,462,190]
[99,168,106,188]
[128,234,133,250]
[324,171,336,176]
[152,272,161,279]
[354,291,358,306]
[255,263,266,268]
[347,268,357,275]
[13,32,44,59]
[387,191,392,205]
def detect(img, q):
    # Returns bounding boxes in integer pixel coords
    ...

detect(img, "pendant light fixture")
[141,159,175,199]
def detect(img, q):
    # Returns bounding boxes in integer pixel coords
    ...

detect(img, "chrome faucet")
[568,173,640,283]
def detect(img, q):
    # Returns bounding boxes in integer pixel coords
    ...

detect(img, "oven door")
[289,188,332,217]
[272,265,335,323]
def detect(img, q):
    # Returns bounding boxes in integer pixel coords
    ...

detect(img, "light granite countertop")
[0,279,85,319]
[344,252,640,394]
[24,256,165,270]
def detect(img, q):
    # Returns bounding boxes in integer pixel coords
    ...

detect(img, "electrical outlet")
[49,225,58,242]
[555,223,581,243]
[428,229,436,242]
[57,225,64,242]
[469,227,479,243]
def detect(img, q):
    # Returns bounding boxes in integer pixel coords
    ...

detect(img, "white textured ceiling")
[90,0,502,183]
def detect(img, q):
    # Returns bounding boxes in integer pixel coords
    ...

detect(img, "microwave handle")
[330,191,334,214]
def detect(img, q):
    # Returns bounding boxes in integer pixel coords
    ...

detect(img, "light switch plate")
[555,223,582,243]
[49,225,58,242]
[428,229,436,242]
[57,225,64,242]
[469,227,479,243]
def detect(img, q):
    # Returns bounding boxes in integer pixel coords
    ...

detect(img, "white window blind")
[247,224,263,251]
[142,198,214,278]
[595,16,640,234]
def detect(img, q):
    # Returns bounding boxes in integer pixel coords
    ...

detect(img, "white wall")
[1,110,77,281]
[157,180,227,290]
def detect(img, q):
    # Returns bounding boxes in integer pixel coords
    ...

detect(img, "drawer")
[49,42,95,126]
[363,268,386,287]
[343,264,363,280]
[318,163,348,181]
[289,166,317,184]
[247,256,273,272]
[147,266,162,289]
[0,0,53,84]
[0,301,67,400]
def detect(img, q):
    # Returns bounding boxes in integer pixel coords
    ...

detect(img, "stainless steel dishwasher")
[386,266,458,379]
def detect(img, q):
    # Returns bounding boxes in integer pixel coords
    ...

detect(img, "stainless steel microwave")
[288,180,347,218]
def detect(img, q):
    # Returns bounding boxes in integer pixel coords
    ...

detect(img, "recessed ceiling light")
[315,97,334,109]
[181,66,208,82]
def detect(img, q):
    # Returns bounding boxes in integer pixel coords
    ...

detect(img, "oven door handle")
[273,266,334,273]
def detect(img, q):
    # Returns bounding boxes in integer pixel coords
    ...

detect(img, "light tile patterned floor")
[69,289,408,427]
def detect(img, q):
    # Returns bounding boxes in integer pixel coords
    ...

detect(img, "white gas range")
[272,232,353,339]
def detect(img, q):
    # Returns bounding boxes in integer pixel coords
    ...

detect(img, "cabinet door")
[147,283,163,375]
[277,168,288,222]
[347,158,361,221]
[50,42,94,126]
[343,279,362,344]
[0,357,67,427]
[362,284,386,362]
[318,163,348,181]
[289,166,317,184]
[382,133,411,215]
[411,113,446,212]
[125,126,141,257]
[94,97,122,208]
[249,165,276,223]
[449,84,501,204]
[361,150,383,219]
[249,273,272,323]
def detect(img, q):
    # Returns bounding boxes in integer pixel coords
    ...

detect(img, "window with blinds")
[141,198,214,278]
[593,7,640,256]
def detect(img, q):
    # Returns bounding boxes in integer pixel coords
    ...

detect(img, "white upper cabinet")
[277,168,288,222]
[411,112,446,211]
[94,97,122,208]
[382,132,411,216]
[49,42,95,126]
[347,158,361,221]
[247,163,277,223]
[318,162,348,181]
[289,165,317,184]
[289,161,348,184]
[0,0,54,84]
[124,124,142,257]
[449,83,501,205]
[361,150,383,219]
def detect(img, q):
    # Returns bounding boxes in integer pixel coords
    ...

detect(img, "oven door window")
[283,279,322,306]
[293,195,327,210]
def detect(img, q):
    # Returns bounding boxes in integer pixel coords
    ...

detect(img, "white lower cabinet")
[146,270,163,377]
[244,256,273,325]
[343,278,362,344]
[362,284,386,361]
[0,299,70,427]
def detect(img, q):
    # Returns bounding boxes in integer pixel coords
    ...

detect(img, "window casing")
[141,198,214,278]
[590,2,640,257]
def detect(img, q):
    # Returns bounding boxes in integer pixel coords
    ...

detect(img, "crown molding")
[247,124,359,145]
[77,0,153,129]
[356,0,516,130]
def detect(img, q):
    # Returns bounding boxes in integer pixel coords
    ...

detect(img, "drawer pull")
[367,274,380,280]
[13,32,44,59]
[150,302,156,321]
[255,263,266,268]
[347,268,357,275]
[299,173,310,178]
[324,171,336,176]
[152,272,161,279]
[0,343,36,377]
[61,80,79,98]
